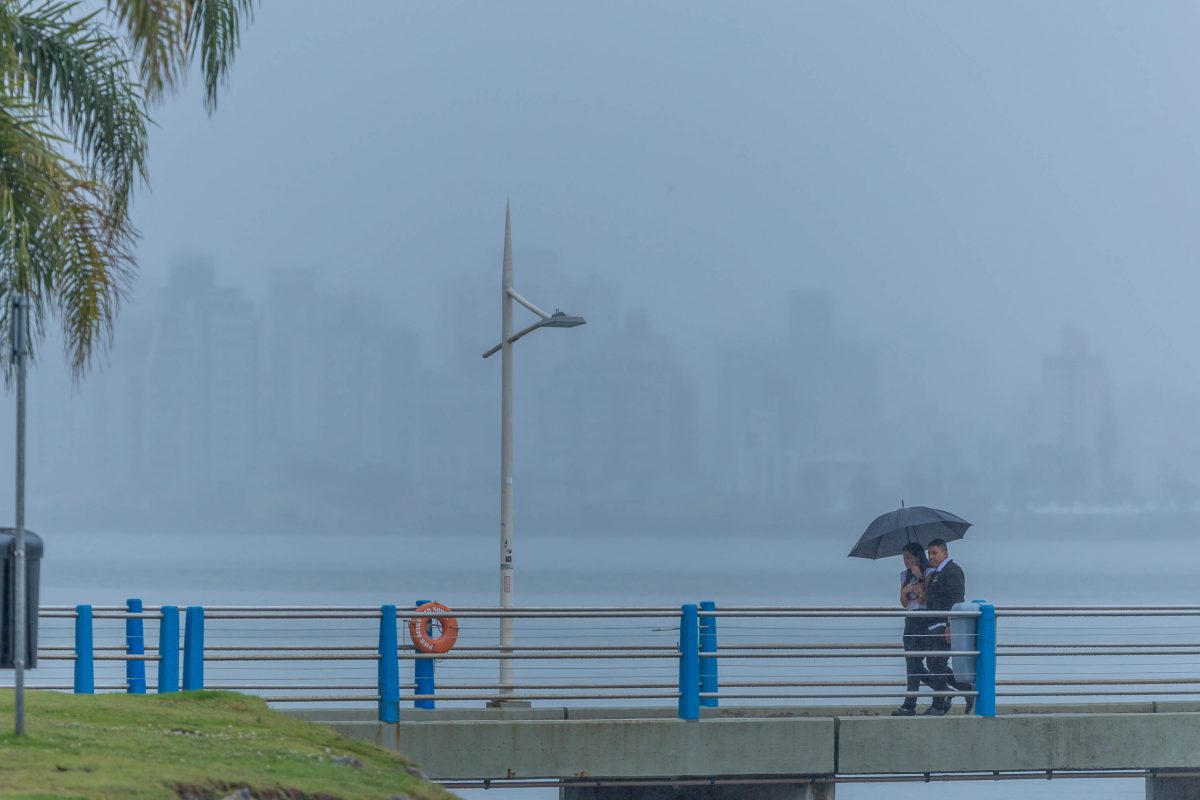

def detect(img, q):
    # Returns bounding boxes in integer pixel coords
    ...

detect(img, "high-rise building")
[533,308,699,512]
[1021,325,1116,503]
[143,257,259,499]
[711,289,881,511]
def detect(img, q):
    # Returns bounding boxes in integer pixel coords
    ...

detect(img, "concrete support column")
[1147,772,1200,800]
[560,780,834,800]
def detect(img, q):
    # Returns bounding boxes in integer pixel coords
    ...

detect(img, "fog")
[6,1,1200,536]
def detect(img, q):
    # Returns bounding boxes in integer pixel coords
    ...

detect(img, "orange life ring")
[408,602,459,654]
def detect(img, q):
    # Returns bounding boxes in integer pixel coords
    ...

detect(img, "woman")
[891,541,932,716]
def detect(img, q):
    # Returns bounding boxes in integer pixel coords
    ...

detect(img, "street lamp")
[482,203,586,702]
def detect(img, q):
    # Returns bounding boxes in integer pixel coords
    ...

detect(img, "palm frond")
[0,97,134,375]
[105,0,184,104]
[0,1,149,217]
[111,0,254,112]
[185,0,253,112]
[0,0,255,374]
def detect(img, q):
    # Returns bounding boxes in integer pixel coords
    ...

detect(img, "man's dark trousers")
[924,628,952,710]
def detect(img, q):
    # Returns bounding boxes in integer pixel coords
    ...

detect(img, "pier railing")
[994,605,1200,702]
[14,602,1200,720]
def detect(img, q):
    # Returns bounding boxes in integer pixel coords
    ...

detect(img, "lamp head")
[540,310,586,328]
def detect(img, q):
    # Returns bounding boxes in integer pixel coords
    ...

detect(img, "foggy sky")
[22,2,1200,524]
[136,2,1200,390]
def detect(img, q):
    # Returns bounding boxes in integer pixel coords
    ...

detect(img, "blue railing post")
[182,606,204,691]
[414,599,435,710]
[158,606,179,693]
[125,598,146,694]
[73,604,94,694]
[699,600,718,708]
[378,605,400,723]
[678,603,700,720]
[975,600,997,717]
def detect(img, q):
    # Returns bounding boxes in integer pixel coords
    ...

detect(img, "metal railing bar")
[203,613,384,620]
[998,605,1200,611]
[701,691,969,699]
[997,678,1200,686]
[198,655,380,662]
[711,681,971,690]
[36,655,161,662]
[411,606,682,613]
[201,646,378,652]
[702,610,980,618]
[400,693,681,701]
[1000,642,1200,649]
[206,684,388,690]
[14,685,131,691]
[717,643,903,650]
[405,652,682,660]
[39,646,129,652]
[206,610,683,619]
[259,692,684,702]
[998,689,1200,697]
[998,610,1200,617]
[208,605,680,613]
[444,644,676,651]
[404,611,682,619]
[706,650,980,659]
[700,606,909,612]
[410,683,680,690]
[194,652,683,662]
[441,771,1160,790]
[194,644,680,653]
[261,695,380,702]
[997,649,1200,657]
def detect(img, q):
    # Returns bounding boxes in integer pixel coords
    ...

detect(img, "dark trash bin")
[0,529,42,669]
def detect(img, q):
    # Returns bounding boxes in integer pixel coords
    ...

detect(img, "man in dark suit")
[922,538,966,716]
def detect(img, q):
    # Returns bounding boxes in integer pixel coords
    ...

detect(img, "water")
[34,511,1191,799]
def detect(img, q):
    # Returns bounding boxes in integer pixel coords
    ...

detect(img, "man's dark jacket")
[925,559,966,629]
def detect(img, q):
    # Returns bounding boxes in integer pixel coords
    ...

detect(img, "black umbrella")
[848,505,971,559]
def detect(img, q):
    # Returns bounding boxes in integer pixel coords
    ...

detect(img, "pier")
[10,602,1200,797]
[295,701,1200,798]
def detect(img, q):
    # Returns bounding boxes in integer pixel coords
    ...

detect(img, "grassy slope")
[0,690,459,800]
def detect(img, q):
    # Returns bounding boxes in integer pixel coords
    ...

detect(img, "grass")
[0,690,460,800]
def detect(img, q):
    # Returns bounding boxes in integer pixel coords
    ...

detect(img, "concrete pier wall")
[290,704,1200,792]
[328,717,836,780]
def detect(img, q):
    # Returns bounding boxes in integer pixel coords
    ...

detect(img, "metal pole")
[125,598,146,694]
[182,606,204,690]
[157,606,179,693]
[377,604,399,723]
[73,605,94,694]
[699,600,718,707]
[499,203,515,699]
[678,604,700,720]
[414,598,436,709]
[975,601,997,717]
[11,293,27,736]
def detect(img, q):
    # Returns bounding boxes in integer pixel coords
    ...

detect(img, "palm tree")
[0,0,254,374]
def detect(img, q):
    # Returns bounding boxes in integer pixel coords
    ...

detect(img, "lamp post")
[482,203,585,702]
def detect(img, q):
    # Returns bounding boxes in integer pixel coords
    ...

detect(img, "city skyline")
[1,244,1191,535]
